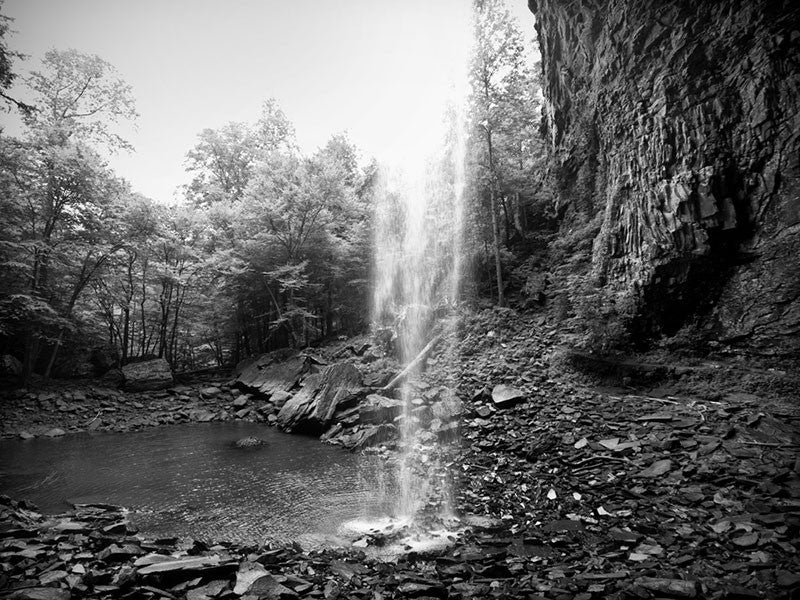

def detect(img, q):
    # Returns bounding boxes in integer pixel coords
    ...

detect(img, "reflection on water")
[0,422,391,546]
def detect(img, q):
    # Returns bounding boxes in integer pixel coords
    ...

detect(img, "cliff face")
[529,0,800,356]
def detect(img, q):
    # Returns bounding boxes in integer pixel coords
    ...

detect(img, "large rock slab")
[276,362,363,434]
[358,394,404,425]
[235,350,306,397]
[121,358,173,392]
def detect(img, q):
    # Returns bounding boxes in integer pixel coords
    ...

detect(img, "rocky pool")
[0,422,392,547]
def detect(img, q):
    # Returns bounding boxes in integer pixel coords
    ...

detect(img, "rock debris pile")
[1,307,799,598]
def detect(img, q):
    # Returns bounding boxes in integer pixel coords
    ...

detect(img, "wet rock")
[189,409,216,422]
[122,358,174,392]
[358,394,404,425]
[43,428,65,437]
[431,393,464,422]
[342,424,398,450]
[234,436,267,448]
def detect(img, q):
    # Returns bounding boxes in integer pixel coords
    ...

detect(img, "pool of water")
[0,422,393,547]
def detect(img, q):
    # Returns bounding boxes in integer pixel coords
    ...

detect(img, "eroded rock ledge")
[529,0,800,355]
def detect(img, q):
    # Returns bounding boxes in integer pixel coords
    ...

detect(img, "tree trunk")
[21,330,39,386]
[122,306,130,361]
[489,187,505,307]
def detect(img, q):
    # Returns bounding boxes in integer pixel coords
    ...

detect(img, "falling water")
[370,94,468,528]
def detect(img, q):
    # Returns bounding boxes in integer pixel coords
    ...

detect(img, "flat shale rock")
[491,384,526,408]
[248,574,299,599]
[8,589,71,600]
[233,561,269,594]
[138,554,227,575]
[122,358,174,392]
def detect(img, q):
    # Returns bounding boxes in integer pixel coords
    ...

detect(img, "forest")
[0,0,549,383]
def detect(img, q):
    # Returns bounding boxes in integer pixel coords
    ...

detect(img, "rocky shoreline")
[2,309,799,599]
[0,378,259,441]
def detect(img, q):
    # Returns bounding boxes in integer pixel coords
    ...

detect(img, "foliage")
[24,49,137,151]
[0,1,30,114]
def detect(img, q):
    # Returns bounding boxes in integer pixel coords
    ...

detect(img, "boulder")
[200,386,222,399]
[0,354,22,377]
[276,363,363,434]
[101,368,125,387]
[122,358,173,392]
[358,394,404,425]
[235,350,306,397]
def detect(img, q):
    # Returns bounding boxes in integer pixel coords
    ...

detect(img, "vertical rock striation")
[529,0,800,355]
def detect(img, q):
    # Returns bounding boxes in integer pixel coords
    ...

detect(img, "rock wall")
[529,0,800,356]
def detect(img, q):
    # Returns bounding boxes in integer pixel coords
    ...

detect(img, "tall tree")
[0,49,137,380]
[468,0,544,304]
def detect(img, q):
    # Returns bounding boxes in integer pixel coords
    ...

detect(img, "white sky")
[2,0,536,203]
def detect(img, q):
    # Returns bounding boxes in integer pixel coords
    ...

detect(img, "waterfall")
[370,94,468,526]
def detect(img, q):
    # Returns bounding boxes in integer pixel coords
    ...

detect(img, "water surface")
[0,422,385,546]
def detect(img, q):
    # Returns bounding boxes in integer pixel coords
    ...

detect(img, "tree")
[24,49,137,150]
[185,121,257,206]
[0,49,137,381]
[0,1,30,114]
[468,0,545,305]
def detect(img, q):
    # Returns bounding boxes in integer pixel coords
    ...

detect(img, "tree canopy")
[0,0,549,381]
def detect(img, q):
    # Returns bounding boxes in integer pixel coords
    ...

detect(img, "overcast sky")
[2,0,536,203]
